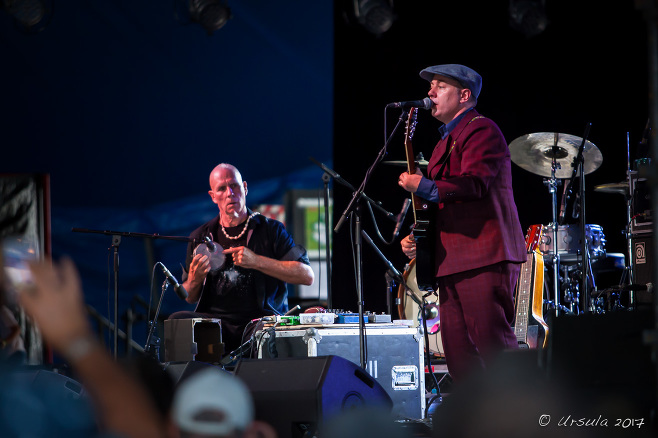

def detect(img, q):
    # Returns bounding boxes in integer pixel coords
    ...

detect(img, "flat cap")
[419,64,482,98]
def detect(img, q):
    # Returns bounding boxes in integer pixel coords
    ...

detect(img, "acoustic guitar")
[403,108,435,291]
[513,224,549,349]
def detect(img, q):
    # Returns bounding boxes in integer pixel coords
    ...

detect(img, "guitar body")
[410,196,435,291]
[404,108,436,291]
[513,224,549,349]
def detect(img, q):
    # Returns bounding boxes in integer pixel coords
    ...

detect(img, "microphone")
[558,182,569,224]
[204,236,216,251]
[392,198,411,239]
[158,262,188,300]
[386,97,432,110]
[284,304,301,316]
[572,192,580,219]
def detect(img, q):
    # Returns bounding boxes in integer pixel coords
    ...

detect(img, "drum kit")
[509,131,647,316]
[509,131,632,316]
[390,130,648,357]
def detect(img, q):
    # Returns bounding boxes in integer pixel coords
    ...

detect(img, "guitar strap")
[433,115,486,181]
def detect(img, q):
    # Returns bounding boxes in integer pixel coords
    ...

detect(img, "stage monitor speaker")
[234,355,393,438]
[163,360,227,385]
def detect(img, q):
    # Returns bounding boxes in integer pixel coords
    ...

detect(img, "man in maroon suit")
[398,64,526,383]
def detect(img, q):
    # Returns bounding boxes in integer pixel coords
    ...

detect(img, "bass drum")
[396,259,445,358]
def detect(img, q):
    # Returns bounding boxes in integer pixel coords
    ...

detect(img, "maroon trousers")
[437,261,520,383]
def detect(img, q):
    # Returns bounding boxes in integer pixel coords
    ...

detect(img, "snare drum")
[396,259,444,357]
[539,224,606,262]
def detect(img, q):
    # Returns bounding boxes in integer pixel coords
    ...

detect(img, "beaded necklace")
[220,211,259,240]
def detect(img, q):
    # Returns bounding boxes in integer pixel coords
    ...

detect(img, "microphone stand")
[321,171,333,309]
[544,136,562,318]
[361,231,405,283]
[331,110,408,369]
[309,157,397,314]
[361,230,412,304]
[384,272,395,316]
[112,235,120,359]
[144,277,170,360]
[309,157,396,223]
[72,227,193,359]
[575,123,592,313]
[361,230,441,399]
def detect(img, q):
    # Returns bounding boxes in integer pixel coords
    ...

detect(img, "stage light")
[1,0,51,32]
[509,0,549,38]
[353,0,396,36]
[188,0,231,35]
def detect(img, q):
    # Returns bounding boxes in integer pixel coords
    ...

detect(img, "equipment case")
[256,324,426,420]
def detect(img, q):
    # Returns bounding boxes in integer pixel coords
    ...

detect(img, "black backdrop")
[330,1,650,314]
[0,0,652,332]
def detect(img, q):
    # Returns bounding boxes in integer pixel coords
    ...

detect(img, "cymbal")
[509,132,602,178]
[594,181,629,195]
[382,159,429,168]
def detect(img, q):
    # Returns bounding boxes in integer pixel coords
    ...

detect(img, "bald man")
[169,164,313,356]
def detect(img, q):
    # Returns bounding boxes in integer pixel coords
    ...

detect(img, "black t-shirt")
[203,219,260,323]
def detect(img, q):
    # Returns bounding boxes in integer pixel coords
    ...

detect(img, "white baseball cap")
[172,368,254,436]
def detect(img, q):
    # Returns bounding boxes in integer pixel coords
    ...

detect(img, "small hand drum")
[193,237,225,271]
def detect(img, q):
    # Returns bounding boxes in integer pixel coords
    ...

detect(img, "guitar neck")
[514,252,534,342]
[403,108,427,219]
[514,224,548,348]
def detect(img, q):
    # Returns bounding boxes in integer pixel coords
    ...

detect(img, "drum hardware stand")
[623,131,637,308]
[563,122,593,313]
[542,133,562,318]
[71,228,193,359]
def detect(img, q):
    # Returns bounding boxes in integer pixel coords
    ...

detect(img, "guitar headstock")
[405,108,419,174]
[525,224,543,253]
[405,108,418,141]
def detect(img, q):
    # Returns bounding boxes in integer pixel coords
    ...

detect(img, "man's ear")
[460,88,472,103]
[208,189,216,204]
[244,181,248,196]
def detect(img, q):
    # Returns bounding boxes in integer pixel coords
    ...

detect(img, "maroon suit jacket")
[427,109,526,277]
